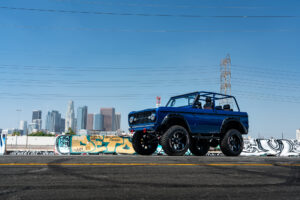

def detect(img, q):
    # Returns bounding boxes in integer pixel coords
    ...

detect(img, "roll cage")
[166,91,240,112]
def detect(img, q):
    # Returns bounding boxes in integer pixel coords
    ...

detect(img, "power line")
[0,6,297,18]
[0,24,295,33]
[53,0,270,10]
[1,63,299,84]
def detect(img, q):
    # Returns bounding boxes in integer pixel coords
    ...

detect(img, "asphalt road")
[0,156,299,200]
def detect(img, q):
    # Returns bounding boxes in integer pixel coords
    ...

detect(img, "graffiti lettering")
[241,139,300,157]
[55,135,135,155]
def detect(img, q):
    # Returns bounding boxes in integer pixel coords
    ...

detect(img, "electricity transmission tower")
[220,54,232,105]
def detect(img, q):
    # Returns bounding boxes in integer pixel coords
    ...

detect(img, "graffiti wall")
[241,139,300,157]
[55,135,135,155]
[0,134,6,155]
[2,134,300,157]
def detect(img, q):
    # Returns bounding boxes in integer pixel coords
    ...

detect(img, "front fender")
[158,113,192,133]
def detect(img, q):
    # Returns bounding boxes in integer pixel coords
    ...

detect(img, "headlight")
[129,116,134,123]
[149,113,156,121]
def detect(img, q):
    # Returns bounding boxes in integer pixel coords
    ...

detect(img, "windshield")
[166,94,197,107]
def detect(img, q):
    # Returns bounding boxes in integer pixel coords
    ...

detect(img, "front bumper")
[129,124,157,133]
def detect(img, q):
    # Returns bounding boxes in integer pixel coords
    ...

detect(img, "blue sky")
[0,0,299,138]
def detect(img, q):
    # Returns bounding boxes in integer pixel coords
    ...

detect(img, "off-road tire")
[160,125,190,156]
[189,139,210,156]
[132,131,158,155]
[220,129,243,156]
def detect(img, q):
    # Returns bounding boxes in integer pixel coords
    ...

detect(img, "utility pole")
[220,54,232,106]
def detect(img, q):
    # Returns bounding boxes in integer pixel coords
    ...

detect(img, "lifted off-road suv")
[128,91,249,156]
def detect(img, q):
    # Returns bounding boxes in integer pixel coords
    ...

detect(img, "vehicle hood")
[129,108,158,115]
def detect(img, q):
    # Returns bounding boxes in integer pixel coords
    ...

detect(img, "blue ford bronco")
[128,91,249,156]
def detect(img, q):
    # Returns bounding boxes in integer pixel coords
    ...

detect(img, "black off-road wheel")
[189,138,210,156]
[160,125,190,156]
[132,131,158,155]
[220,129,244,156]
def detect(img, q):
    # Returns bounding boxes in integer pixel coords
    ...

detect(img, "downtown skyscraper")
[114,113,121,131]
[32,110,42,130]
[101,108,115,131]
[45,110,62,133]
[87,114,94,131]
[77,106,88,131]
[19,120,27,136]
[65,100,75,132]
[93,113,104,131]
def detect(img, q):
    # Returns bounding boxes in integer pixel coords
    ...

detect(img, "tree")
[66,128,76,135]
[28,131,55,137]
[12,132,21,136]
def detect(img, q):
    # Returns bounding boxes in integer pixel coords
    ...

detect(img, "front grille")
[131,111,153,125]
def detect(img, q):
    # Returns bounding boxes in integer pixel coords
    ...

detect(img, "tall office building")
[115,113,121,131]
[32,110,42,121]
[77,106,88,130]
[93,113,103,131]
[45,111,62,133]
[60,118,65,133]
[28,123,38,134]
[19,120,28,135]
[32,119,42,130]
[101,108,115,131]
[65,101,75,132]
[32,110,42,130]
[87,114,94,130]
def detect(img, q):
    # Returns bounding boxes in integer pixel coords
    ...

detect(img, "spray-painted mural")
[241,139,300,157]
[0,134,6,155]
[55,135,135,155]
[55,135,71,155]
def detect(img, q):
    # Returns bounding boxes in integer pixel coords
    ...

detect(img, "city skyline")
[1,101,122,134]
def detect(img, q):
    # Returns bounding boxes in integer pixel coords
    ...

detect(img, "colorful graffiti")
[2,134,299,157]
[241,139,300,157]
[55,135,135,155]
[55,135,71,155]
[0,134,6,155]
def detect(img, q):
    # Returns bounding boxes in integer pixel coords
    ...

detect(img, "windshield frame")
[166,92,199,107]
[165,91,241,111]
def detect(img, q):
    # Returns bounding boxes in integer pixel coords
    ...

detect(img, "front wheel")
[132,131,158,155]
[220,129,244,156]
[160,125,190,156]
[189,139,210,156]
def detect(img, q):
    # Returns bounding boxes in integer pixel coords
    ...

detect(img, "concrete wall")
[6,136,56,146]
[2,135,300,157]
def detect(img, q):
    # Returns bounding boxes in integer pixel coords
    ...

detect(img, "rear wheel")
[132,131,158,155]
[160,125,190,156]
[189,138,210,156]
[220,129,243,156]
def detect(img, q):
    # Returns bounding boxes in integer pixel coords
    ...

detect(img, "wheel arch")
[220,118,247,136]
[158,114,191,134]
